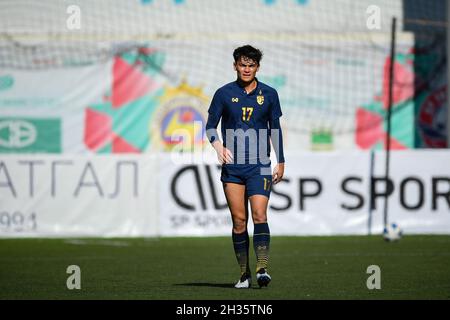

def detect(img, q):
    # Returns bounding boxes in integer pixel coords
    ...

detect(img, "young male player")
[205,45,285,288]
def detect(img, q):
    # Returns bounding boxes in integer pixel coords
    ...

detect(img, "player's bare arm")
[272,162,284,184]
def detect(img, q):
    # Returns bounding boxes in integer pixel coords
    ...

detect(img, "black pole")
[383,17,397,229]
[368,150,374,235]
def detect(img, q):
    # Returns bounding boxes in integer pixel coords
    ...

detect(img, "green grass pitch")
[1,236,449,300]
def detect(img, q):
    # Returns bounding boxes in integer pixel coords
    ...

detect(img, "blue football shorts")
[221,162,273,198]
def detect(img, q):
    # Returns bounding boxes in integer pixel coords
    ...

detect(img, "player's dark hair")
[233,45,263,65]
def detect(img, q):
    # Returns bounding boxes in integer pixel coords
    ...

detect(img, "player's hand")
[272,163,284,184]
[212,141,233,164]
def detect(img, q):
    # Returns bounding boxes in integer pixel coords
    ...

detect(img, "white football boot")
[234,273,252,289]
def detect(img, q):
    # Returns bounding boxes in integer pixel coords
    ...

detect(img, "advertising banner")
[1,151,449,238]
[371,150,450,234]
[158,150,450,236]
[0,155,159,237]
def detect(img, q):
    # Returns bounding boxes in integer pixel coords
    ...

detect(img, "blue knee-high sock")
[253,223,270,272]
[232,230,250,276]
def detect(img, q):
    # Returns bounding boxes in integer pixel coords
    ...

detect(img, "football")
[383,223,403,241]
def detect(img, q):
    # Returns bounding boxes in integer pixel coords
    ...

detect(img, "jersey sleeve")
[208,89,224,118]
[205,89,224,144]
[269,118,285,163]
[270,90,283,121]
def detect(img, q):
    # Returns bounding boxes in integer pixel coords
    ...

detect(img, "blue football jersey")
[207,79,282,164]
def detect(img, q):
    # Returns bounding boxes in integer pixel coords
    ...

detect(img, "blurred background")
[0,0,448,238]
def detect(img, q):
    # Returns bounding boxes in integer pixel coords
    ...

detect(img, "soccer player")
[205,45,285,288]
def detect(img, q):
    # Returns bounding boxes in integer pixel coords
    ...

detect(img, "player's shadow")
[174,283,235,289]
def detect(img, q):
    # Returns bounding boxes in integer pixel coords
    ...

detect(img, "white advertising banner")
[1,151,449,238]
[0,35,415,154]
[371,150,450,234]
[0,62,112,153]
[157,152,233,236]
[158,151,450,236]
[0,155,159,237]
[158,151,372,236]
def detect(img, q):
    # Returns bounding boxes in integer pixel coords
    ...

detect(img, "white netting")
[0,0,446,149]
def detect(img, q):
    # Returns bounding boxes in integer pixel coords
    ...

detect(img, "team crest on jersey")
[232,97,239,103]
[257,95,264,105]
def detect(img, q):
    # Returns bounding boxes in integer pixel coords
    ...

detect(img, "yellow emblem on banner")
[257,95,264,105]
[149,80,209,152]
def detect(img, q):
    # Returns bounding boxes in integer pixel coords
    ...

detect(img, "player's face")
[234,57,259,83]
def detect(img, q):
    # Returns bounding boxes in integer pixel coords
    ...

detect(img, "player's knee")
[252,211,267,224]
[232,218,247,233]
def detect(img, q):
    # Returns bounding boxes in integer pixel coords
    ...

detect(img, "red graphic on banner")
[356,55,413,150]
[382,58,414,109]
[111,134,141,153]
[84,108,112,151]
[84,48,164,153]
[111,57,157,108]
[355,108,383,149]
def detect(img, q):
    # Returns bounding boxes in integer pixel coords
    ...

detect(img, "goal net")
[0,0,446,153]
